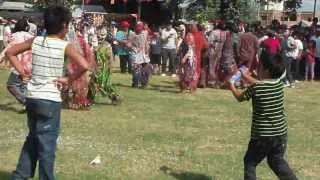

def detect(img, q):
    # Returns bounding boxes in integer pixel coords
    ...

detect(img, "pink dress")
[1,31,33,75]
[67,32,95,108]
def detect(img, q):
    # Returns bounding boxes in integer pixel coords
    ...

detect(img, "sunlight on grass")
[0,69,319,179]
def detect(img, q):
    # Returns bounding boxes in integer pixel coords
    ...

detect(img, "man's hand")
[20,73,31,84]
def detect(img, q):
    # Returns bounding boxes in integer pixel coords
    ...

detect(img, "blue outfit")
[115,30,130,56]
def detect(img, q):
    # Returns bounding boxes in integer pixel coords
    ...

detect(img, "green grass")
[0,69,319,180]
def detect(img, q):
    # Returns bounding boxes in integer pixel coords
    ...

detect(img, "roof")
[0,1,33,12]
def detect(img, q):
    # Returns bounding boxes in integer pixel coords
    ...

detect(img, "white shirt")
[161,28,177,49]
[28,23,37,36]
[293,39,303,58]
[0,25,4,41]
[27,37,69,102]
[285,36,296,58]
[3,25,11,47]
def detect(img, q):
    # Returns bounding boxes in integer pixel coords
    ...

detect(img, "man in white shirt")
[3,22,12,48]
[28,21,37,36]
[292,32,304,81]
[282,30,296,87]
[161,21,178,77]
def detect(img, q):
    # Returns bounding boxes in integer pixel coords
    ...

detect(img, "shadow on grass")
[160,166,213,180]
[115,83,181,94]
[161,80,179,85]
[0,102,21,113]
[0,171,11,180]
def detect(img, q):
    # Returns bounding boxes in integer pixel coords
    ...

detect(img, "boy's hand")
[240,68,257,85]
[54,77,70,92]
[240,68,250,78]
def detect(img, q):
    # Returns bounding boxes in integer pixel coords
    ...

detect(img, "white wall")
[261,0,284,11]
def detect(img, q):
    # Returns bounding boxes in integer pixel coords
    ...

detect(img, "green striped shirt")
[243,79,287,139]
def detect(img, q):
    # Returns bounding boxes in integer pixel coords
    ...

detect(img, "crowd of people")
[97,17,320,92]
[2,13,319,111]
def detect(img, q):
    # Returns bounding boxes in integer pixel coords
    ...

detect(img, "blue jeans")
[12,99,61,180]
[7,73,27,105]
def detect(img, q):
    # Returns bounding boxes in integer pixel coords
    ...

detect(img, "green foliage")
[237,0,258,23]
[219,0,258,23]
[194,7,216,24]
[27,0,76,9]
[191,0,216,24]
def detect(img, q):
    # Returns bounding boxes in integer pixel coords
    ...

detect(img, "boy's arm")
[228,69,256,102]
[229,82,246,102]
[5,38,34,78]
[241,68,258,85]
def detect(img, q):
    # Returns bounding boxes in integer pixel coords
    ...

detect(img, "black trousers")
[315,57,320,78]
[291,59,301,80]
[119,55,131,73]
[244,135,298,180]
[161,48,177,74]
[284,57,294,84]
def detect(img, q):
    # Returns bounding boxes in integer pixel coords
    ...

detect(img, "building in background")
[257,0,319,26]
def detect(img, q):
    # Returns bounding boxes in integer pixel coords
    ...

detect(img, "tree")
[192,0,216,24]
[219,0,258,23]
[28,0,76,9]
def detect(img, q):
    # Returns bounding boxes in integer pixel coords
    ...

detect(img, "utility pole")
[313,0,317,18]
[137,0,141,21]
[266,0,269,25]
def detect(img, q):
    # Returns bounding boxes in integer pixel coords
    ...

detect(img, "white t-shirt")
[293,39,303,58]
[161,28,177,49]
[3,25,11,47]
[285,36,297,58]
[28,23,37,36]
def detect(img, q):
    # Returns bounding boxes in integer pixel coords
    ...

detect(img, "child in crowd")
[150,32,162,74]
[304,40,316,81]
[1,18,33,109]
[228,54,298,180]
[6,6,89,180]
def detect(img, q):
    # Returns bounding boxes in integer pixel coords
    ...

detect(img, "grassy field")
[0,68,319,180]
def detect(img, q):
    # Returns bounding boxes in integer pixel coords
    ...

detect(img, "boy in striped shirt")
[228,54,298,180]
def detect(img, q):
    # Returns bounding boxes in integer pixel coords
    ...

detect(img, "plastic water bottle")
[229,65,247,84]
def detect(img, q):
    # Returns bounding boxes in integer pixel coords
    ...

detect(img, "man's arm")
[54,44,90,88]
[65,44,90,82]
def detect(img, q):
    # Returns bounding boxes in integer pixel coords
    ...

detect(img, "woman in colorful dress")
[207,21,228,88]
[64,28,95,109]
[178,33,199,93]
[128,22,152,88]
[1,18,33,108]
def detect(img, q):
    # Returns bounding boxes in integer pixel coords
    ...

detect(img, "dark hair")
[13,18,29,33]
[44,6,72,35]
[260,52,285,79]
[309,40,316,48]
